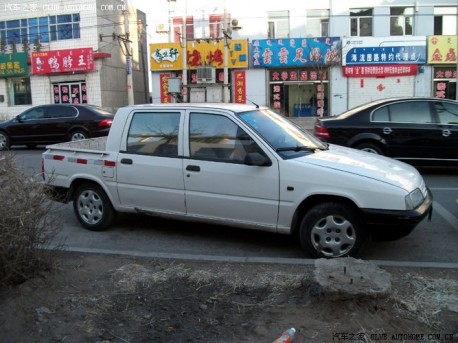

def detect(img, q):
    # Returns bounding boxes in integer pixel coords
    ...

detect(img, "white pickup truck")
[42,103,432,258]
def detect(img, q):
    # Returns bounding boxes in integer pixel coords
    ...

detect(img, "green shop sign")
[0,52,28,77]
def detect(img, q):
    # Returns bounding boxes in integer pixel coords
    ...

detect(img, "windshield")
[238,108,327,159]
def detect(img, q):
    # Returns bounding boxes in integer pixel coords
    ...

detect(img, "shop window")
[172,17,194,43]
[306,9,330,37]
[267,11,290,39]
[350,8,373,36]
[8,78,32,106]
[390,7,413,36]
[434,7,458,35]
[53,82,87,104]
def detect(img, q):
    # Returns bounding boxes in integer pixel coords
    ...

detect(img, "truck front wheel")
[299,203,365,258]
[73,183,115,231]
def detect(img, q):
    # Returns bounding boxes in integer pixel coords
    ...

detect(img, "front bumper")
[361,188,433,241]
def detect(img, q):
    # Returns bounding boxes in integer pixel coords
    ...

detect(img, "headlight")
[405,188,424,210]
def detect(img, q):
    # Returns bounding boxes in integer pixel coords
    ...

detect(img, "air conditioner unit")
[196,66,216,83]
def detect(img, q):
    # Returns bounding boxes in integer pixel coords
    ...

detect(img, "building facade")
[0,0,148,119]
[149,0,457,117]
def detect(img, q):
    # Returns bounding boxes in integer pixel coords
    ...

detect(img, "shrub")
[0,152,62,287]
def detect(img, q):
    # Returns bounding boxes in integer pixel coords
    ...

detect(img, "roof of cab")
[117,102,265,113]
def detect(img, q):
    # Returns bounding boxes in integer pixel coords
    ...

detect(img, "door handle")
[442,129,451,137]
[383,127,392,134]
[186,165,200,172]
[120,158,133,165]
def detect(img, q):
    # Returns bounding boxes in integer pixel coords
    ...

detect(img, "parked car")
[0,104,114,150]
[314,97,458,165]
[42,103,432,259]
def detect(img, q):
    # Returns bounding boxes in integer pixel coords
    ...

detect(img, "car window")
[20,107,45,120]
[388,101,432,123]
[435,101,458,125]
[46,105,78,118]
[189,112,262,163]
[372,106,389,122]
[126,112,180,157]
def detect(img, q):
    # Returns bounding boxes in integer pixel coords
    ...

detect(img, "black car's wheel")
[69,130,88,141]
[354,142,383,155]
[73,183,115,231]
[0,132,10,150]
[299,202,366,258]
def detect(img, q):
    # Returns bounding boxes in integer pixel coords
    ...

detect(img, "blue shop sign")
[252,37,340,68]
[345,46,426,65]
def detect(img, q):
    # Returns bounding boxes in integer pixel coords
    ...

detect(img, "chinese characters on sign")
[160,73,172,103]
[32,48,94,74]
[53,82,87,104]
[0,52,28,77]
[252,37,340,68]
[233,71,246,104]
[428,35,457,64]
[343,65,418,77]
[149,40,248,71]
[270,69,328,82]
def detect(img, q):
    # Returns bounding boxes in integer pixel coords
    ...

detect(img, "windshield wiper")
[276,145,321,152]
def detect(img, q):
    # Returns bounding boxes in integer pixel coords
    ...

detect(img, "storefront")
[251,37,340,117]
[428,35,457,100]
[150,40,248,103]
[341,37,427,108]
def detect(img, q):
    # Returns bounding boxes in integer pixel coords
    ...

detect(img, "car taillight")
[98,119,113,128]
[314,124,330,139]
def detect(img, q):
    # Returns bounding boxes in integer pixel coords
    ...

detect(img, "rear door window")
[127,112,180,157]
[388,101,432,123]
[46,105,78,118]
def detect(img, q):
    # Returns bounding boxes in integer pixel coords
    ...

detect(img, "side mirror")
[244,152,272,166]
[16,115,23,122]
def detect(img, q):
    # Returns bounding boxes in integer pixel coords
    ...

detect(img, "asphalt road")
[10,147,458,267]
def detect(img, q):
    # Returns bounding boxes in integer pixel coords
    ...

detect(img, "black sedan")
[314,97,458,165]
[0,104,114,150]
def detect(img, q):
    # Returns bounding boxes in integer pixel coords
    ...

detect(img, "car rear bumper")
[361,188,433,241]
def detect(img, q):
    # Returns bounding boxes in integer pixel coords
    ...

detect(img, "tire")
[299,202,366,258]
[0,132,10,150]
[69,130,88,141]
[354,142,383,155]
[73,183,115,231]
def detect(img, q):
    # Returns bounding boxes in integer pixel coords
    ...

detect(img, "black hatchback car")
[0,104,114,150]
[314,97,458,165]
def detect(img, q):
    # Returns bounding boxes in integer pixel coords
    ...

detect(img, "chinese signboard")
[343,65,418,77]
[251,37,340,68]
[150,40,249,71]
[160,73,172,103]
[342,37,426,65]
[0,52,28,77]
[233,71,246,104]
[270,69,328,82]
[31,48,94,74]
[427,35,457,64]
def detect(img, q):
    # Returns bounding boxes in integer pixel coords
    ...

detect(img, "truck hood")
[298,144,422,191]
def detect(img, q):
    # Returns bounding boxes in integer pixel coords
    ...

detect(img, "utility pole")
[124,9,134,105]
[181,0,188,102]
[223,0,229,103]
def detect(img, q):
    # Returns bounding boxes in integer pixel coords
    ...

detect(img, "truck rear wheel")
[73,183,115,231]
[299,202,365,258]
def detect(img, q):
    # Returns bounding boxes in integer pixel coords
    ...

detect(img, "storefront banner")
[343,64,418,77]
[160,73,172,103]
[427,35,457,64]
[233,71,246,104]
[31,48,94,74]
[434,66,457,79]
[0,52,28,77]
[150,40,248,71]
[251,37,340,68]
[342,37,426,66]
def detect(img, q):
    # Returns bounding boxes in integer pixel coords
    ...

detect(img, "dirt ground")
[0,251,457,343]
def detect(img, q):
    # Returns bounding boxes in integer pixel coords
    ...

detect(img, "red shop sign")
[343,64,418,77]
[233,71,246,104]
[32,48,94,75]
[160,73,172,103]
